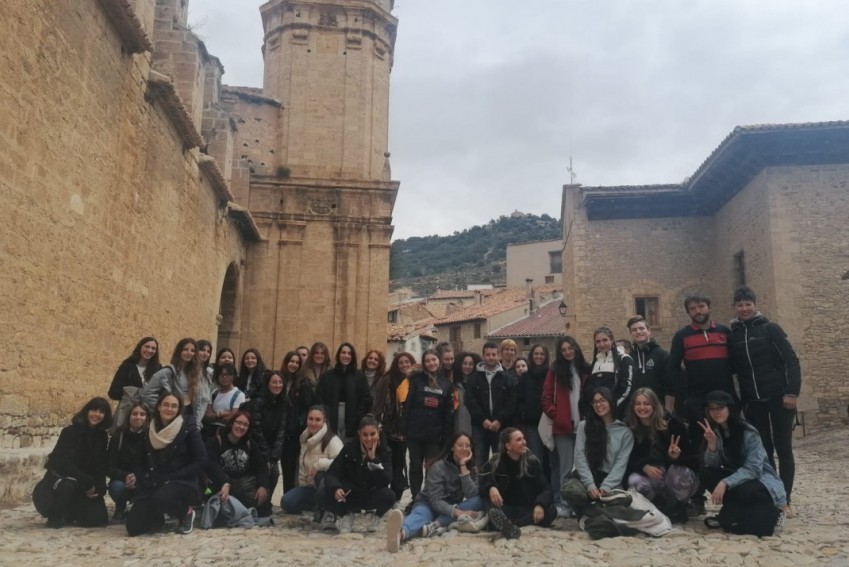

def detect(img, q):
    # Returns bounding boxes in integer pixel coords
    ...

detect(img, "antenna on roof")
[567,138,577,184]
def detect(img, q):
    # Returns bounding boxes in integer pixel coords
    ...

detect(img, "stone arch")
[216,261,242,354]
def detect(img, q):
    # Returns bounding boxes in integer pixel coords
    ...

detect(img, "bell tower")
[234,0,399,361]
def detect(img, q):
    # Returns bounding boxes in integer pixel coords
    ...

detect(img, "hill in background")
[390,212,560,296]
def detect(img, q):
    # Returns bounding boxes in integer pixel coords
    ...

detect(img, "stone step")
[0,448,51,503]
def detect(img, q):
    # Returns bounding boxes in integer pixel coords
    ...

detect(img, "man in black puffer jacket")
[729,286,801,514]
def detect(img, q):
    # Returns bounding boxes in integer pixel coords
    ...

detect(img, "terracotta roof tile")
[487,300,567,339]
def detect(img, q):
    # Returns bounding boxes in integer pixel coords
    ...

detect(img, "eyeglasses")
[591,399,609,406]
[233,421,250,428]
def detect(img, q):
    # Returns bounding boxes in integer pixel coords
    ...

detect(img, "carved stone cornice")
[145,70,205,149]
[198,155,235,205]
[96,0,153,54]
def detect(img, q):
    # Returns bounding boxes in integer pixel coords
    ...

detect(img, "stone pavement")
[0,428,846,567]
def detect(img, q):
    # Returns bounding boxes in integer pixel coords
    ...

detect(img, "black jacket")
[46,422,108,495]
[465,364,517,426]
[139,419,207,497]
[324,439,393,494]
[631,339,669,399]
[316,365,373,437]
[401,371,454,444]
[108,359,161,401]
[205,434,270,490]
[285,379,317,439]
[626,414,695,476]
[516,366,548,425]
[241,393,287,463]
[107,428,147,483]
[479,453,552,509]
[584,352,634,415]
[729,314,801,401]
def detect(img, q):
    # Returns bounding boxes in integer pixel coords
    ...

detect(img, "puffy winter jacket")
[729,314,801,402]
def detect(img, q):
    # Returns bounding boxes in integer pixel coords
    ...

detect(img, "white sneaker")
[386,509,403,553]
[364,512,380,533]
[337,514,354,534]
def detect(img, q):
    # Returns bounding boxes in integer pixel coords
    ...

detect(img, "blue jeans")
[401,496,484,540]
[280,486,317,514]
[108,479,136,508]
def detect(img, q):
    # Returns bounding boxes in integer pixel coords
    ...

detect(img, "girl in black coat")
[107,337,162,402]
[242,371,288,508]
[35,397,112,528]
[402,349,454,499]
[584,327,634,418]
[316,343,372,442]
[280,351,317,493]
[236,348,267,401]
[317,415,395,533]
[126,394,207,536]
[372,351,415,501]
[107,403,150,521]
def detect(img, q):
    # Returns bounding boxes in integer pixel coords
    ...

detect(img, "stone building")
[0,0,399,450]
[506,238,564,287]
[560,121,849,430]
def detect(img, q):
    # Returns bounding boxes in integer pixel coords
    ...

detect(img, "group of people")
[34,285,799,546]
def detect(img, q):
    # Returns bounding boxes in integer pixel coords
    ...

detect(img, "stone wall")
[0,0,247,447]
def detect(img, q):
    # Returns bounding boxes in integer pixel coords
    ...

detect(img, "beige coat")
[297,423,344,487]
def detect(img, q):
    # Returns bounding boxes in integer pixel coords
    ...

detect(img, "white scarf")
[149,415,184,450]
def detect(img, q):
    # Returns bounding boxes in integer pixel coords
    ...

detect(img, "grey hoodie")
[573,419,634,493]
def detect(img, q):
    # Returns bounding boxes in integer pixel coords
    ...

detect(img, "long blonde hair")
[625,387,668,442]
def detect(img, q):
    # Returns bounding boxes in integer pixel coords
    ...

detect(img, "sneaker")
[453,512,489,533]
[386,509,403,553]
[421,521,443,538]
[311,510,323,527]
[598,489,632,507]
[556,503,574,518]
[774,508,785,532]
[488,508,521,539]
[337,514,354,534]
[176,508,195,535]
[783,504,795,519]
[687,498,706,518]
[321,511,338,531]
[364,512,380,533]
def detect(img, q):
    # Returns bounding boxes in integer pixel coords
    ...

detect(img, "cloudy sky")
[189,1,848,240]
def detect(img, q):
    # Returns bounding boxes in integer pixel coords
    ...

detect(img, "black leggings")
[316,484,396,518]
[701,467,774,507]
[386,437,408,501]
[281,436,300,493]
[501,503,557,528]
[744,398,795,503]
[49,480,108,526]
[126,483,200,536]
[407,440,440,498]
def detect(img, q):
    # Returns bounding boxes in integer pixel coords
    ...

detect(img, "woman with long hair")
[214,347,236,369]
[107,403,149,521]
[402,349,454,500]
[584,327,634,418]
[541,336,590,513]
[372,351,415,502]
[517,347,547,462]
[300,341,330,388]
[625,387,697,523]
[452,352,481,389]
[361,349,386,395]
[141,338,210,430]
[479,427,557,539]
[280,406,344,514]
[196,339,214,386]
[34,397,112,528]
[126,394,207,536]
[563,387,634,517]
[108,337,162,403]
[436,342,455,385]
[280,351,317,493]
[241,370,288,512]
[698,390,787,534]
[315,343,372,442]
[236,348,266,401]
[205,411,270,514]
[385,432,485,552]
[317,415,395,533]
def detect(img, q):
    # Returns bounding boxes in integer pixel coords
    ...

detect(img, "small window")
[473,323,481,339]
[387,310,398,323]
[549,251,563,274]
[733,250,746,287]
[449,326,461,350]
[635,296,660,327]
[523,338,531,346]
[544,275,554,284]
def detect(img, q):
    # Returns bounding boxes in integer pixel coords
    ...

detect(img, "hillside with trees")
[390,212,560,296]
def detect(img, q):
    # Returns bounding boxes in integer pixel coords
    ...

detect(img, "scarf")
[149,415,184,450]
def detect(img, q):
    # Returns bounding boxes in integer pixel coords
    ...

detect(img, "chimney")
[525,278,536,312]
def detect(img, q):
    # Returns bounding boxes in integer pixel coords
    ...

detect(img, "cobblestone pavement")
[1,428,847,567]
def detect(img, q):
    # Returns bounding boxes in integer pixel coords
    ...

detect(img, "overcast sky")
[189,1,849,240]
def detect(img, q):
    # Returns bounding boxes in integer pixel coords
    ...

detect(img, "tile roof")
[433,286,562,326]
[487,299,567,339]
[387,320,437,342]
[428,289,498,300]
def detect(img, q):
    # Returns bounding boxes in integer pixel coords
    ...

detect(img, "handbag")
[537,379,556,451]
[110,386,141,434]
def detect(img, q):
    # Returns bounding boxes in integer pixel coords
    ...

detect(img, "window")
[635,296,660,327]
[523,338,531,346]
[733,250,746,287]
[449,326,462,351]
[387,310,398,323]
[549,251,562,274]
[473,323,481,339]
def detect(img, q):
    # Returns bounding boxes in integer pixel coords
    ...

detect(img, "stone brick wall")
[0,0,246,447]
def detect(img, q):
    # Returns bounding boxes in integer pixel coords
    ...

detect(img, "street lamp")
[558,300,568,317]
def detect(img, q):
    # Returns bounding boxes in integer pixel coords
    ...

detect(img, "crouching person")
[479,428,557,539]
[316,415,395,533]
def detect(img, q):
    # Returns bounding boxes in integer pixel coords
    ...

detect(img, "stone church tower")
[219,0,400,363]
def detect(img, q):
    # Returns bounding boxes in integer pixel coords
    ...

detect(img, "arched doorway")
[216,262,241,353]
